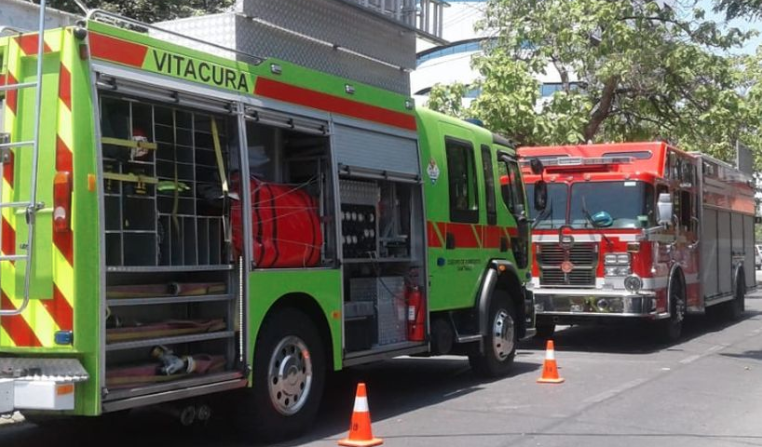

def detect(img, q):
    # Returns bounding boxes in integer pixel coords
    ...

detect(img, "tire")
[534,321,556,340]
[237,308,326,442]
[726,273,745,321]
[469,291,518,377]
[656,278,685,343]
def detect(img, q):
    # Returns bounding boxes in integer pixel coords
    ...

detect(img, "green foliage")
[714,0,762,20]
[426,0,761,167]
[48,0,235,23]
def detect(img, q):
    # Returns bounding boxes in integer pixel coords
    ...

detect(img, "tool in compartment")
[106,282,227,298]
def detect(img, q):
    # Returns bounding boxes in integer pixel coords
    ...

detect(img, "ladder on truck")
[0,0,49,316]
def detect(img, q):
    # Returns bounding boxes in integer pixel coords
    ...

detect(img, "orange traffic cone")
[338,383,383,447]
[537,340,565,384]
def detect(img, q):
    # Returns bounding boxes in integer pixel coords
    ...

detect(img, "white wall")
[0,0,78,31]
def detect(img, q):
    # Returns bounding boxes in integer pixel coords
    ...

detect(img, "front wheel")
[656,280,685,343]
[237,308,326,442]
[469,291,517,377]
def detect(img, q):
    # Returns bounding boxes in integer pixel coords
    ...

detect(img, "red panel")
[483,226,502,249]
[2,151,13,185]
[53,229,73,266]
[89,33,148,68]
[5,72,17,115]
[1,217,15,258]
[1,291,42,347]
[55,136,73,172]
[254,78,417,131]
[16,35,52,56]
[427,221,442,248]
[446,223,480,249]
[58,64,72,111]
[42,285,73,332]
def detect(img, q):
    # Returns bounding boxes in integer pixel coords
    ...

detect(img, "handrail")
[86,9,265,66]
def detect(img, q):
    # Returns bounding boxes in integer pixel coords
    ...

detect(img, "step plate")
[0,358,89,382]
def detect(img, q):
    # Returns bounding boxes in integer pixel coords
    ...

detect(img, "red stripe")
[16,35,52,56]
[89,33,148,68]
[483,226,502,249]
[0,75,5,87]
[427,221,442,248]
[1,291,42,347]
[55,136,73,172]
[58,64,72,111]
[2,150,13,185]
[53,229,73,266]
[42,285,73,332]
[5,72,17,114]
[255,78,417,131]
[506,227,519,237]
[447,223,480,249]
[1,217,15,258]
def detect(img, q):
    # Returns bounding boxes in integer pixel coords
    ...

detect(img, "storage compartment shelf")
[106,331,235,351]
[107,294,233,307]
[343,258,413,264]
[103,371,244,402]
[107,265,233,273]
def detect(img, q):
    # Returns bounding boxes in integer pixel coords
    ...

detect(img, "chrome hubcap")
[268,336,312,416]
[492,309,515,361]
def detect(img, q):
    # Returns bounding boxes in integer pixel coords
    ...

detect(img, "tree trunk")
[583,76,619,141]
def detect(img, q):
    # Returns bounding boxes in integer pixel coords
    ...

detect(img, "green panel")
[13,55,58,301]
[248,269,342,372]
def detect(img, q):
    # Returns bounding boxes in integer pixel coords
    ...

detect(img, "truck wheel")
[469,291,517,377]
[726,274,745,321]
[657,280,685,343]
[535,321,556,339]
[239,308,326,442]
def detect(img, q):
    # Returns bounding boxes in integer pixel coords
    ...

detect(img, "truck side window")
[499,159,525,215]
[446,138,479,223]
[480,145,497,225]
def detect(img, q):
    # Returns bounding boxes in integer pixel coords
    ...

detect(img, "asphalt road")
[3,275,762,447]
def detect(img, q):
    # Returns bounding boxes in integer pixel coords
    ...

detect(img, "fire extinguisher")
[407,285,426,341]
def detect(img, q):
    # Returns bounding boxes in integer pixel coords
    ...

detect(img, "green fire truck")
[0,9,538,440]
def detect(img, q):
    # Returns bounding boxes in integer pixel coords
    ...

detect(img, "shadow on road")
[522,309,762,356]
[1,357,540,447]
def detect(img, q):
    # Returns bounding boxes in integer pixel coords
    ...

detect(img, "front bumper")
[533,288,661,319]
[0,358,88,414]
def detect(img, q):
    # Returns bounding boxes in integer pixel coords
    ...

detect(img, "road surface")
[2,275,762,447]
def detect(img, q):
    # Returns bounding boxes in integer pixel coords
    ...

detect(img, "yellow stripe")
[0,326,16,347]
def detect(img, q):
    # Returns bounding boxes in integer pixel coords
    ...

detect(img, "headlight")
[604,254,619,265]
[624,275,642,292]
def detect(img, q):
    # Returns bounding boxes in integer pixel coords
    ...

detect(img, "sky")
[696,0,761,55]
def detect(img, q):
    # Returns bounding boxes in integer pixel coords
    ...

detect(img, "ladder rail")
[0,0,47,317]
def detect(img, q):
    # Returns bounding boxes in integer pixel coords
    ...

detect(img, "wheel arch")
[254,293,338,373]
[476,260,527,341]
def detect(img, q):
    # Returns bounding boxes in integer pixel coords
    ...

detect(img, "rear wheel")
[726,273,745,321]
[237,308,326,442]
[469,291,517,377]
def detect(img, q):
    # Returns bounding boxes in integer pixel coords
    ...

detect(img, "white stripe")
[533,233,639,243]
[546,350,555,360]
[679,354,701,365]
[353,396,369,413]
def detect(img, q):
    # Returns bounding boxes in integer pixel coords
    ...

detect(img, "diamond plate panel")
[156,13,410,94]
[0,358,89,382]
[238,0,416,69]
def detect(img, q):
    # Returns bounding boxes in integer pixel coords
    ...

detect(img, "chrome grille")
[538,243,597,287]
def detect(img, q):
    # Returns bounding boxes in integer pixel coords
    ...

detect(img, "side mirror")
[530,158,544,175]
[534,180,548,211]
[657,193,673,226]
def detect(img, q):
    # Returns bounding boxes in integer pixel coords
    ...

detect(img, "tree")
[427,0,760,166]
[48,0,235,23]
[714,0,762,20]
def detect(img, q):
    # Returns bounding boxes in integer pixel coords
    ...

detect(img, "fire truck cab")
[519,142,756,341]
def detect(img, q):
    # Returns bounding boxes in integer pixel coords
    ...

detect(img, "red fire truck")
[518,142,757,341]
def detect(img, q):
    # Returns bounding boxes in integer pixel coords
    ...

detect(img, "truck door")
[427,130,485,312]
[497,153,529,270]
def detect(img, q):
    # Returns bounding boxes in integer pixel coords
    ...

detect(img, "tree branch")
[584,76,619,141]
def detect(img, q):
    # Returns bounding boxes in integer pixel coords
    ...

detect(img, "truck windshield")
[569,181,654,229]
[526,183,568,229]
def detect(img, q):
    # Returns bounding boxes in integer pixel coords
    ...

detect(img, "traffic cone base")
[537,340,565,384]
[338,383,383,447]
